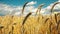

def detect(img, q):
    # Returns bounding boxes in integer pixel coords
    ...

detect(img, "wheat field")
[0,2,60,34]
[0,13,60,34]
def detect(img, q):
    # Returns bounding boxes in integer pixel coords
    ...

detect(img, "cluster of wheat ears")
[0,2,60,34]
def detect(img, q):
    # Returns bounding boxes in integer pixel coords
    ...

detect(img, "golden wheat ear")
[22,2,29,15]
[22,12,32,25]
[45,18,49,23]
[35,4,44,16]
[50,2,60,23]
[51,2,60,13]
[35,4,44,22]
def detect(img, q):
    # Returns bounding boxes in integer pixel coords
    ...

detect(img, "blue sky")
[0,0,58,7]
[0,0,60,16]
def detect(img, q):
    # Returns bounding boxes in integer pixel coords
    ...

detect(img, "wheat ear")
[22,2,29,15]
[45,18,49,23]
[50,2,60,34]
[35,4,44,22]
[35,4,44,15]
[22,12,32,25]
[21,12,32,34]
[51,2,60,23]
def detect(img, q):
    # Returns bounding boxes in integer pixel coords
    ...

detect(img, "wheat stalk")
[57,20,60,34]
[22,2,29,15]
[50,2,60,34]
[12,23,17,34]
[22,12,32,25]
[8,23,16,34]
[22,12,32,34]
[57,20,60,29]
[51,2,60,23]
[35,4,44,22]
